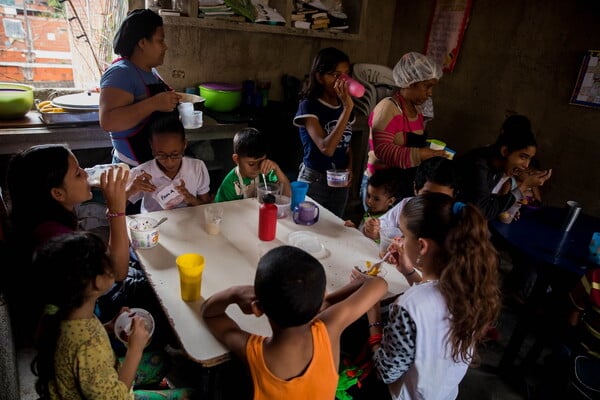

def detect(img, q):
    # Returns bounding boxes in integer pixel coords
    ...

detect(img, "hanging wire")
[60,0,103,75]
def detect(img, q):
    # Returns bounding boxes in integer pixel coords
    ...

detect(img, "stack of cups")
[178,102,203,129]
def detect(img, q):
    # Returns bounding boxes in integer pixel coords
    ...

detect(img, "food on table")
[353,260,383,276]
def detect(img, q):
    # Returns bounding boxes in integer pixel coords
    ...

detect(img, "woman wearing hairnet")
[99,9,181,167]
[362,52,444,201]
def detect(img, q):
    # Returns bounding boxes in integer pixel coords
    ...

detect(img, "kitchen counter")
[0,111,247,155]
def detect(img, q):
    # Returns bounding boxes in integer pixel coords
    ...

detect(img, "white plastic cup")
[182,110,203,129]
[380,226,402,258]
[204,205,223,235]
[177,102,194,114]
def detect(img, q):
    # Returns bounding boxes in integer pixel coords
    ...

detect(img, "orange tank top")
[246,319,339,400]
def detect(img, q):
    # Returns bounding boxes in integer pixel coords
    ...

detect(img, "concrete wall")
[390,0,600,217]
[155,1,600,217]
[158,1,396,101]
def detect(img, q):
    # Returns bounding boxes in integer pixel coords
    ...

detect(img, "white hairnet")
[392,52,443,88]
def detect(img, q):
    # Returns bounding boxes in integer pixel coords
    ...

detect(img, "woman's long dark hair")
[402,193,501,363]
[493,114,537,155]
[301,47,350,100]
[31,232,112,398]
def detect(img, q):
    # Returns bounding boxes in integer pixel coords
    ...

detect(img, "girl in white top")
[365,193,501,400]
[126,114,211,213]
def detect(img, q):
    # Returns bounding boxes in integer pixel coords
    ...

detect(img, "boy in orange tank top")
[202,245,387,399]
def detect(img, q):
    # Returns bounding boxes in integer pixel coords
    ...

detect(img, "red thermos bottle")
[259,194,277,241]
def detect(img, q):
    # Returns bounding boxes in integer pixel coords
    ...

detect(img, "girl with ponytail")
[366,192,501,400]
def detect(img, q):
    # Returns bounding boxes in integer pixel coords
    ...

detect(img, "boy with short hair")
[202,245,387,399]
[214,128,291,202]
[363,156,458,241]
[344,168,401,235]
[126,114,211,213]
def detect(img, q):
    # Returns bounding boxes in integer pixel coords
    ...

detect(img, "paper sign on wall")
[424,0,473,72]
[570,50,600,109]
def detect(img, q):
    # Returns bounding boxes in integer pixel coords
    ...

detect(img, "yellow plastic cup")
[176,253,205,302]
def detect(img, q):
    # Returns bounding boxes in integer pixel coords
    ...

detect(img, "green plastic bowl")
[199,83,241,112]
[0,82,34,120]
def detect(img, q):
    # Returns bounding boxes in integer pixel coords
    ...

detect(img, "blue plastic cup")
[290,181,309,210]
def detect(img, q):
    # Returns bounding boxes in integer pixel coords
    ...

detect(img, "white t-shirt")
[129,157,210,213]
[379,197,413,233]
[387,281,470,400]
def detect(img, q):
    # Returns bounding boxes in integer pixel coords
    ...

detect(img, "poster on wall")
[424,0,473,72]
[570,50,600,109]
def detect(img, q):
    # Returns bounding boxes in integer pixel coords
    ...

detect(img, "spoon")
[152,217,168,228]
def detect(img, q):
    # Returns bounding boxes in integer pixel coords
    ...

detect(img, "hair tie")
[452,202,466,215]
[44,304,59,316]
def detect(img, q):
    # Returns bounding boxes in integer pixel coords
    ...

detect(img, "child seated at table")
[31,232,193,399]
[362,157,458,241]
[201,245,387,399]
[344,168,401,238]
[126,114,211,213]
[6,144,171,348]
[214,127,291,202]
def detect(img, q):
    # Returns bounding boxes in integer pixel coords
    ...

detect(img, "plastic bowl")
[274,194,291,218]
[199,83,242,112]
[428,139,446,150]
[114,308,155,347]
[257,182,282,203]
[0,82,34,120]
[326,169,350,187]
[128,217,159,249]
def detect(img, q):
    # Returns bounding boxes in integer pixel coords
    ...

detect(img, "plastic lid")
[199,82,242,91]
[262,193,276,204]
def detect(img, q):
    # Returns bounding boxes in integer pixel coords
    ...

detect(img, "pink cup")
[340,74,365,98]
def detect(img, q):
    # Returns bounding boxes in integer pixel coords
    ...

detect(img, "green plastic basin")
[0,82,34,120]
[199,83,241,112]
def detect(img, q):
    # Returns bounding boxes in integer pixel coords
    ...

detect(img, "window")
[0,0,127,88]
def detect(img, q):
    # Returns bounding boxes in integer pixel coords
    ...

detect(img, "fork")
[366,251,392,276]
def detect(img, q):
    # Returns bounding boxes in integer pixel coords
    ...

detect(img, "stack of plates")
[51,92,99,111]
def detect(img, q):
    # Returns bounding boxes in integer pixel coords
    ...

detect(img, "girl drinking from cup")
[294,47,356,218]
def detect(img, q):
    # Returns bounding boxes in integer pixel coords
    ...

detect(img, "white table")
[130,198,410,366]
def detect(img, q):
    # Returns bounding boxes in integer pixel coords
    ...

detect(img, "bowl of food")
[0,82,34,120]
[128,217,159,249]
[114,308,155,346]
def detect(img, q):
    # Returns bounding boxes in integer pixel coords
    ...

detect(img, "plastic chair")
[352,63,396,87]
[352,63,397,116]
[567,355,600,399]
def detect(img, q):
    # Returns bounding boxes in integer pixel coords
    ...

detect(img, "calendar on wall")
[570,50,600,109]
[424,0,473,73]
